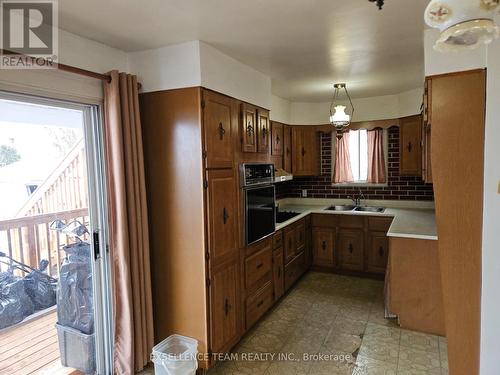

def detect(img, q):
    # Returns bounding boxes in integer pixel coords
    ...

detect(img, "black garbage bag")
[0,272,34,329]
[57,242,94,334]
[24,269,57,311]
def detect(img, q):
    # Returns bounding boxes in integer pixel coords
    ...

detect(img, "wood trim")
[426,68,486,80]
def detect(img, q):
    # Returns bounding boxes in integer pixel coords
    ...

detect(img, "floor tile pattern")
[138,272,449,375]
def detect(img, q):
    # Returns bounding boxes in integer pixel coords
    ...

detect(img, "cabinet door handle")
[348,243,353,253]
[246,123,254,135]
[379,246,384,257]
[276,136,280,144]
[278,266,281,278]
[301,147,305,157]
[224,298,231,316]
[218,122,226,140]
[286,147,290,156]
[262,127,268,138]
[407,142,412,153]
[322,241,326,251]
[257,300,264,308]
[223,207,229,224]
[256,262,264,269]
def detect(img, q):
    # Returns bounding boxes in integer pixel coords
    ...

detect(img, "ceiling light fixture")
[369,0,385,10]
[329,83,354,139]
[425,0,500,52]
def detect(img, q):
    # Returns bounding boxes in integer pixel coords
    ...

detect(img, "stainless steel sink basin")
[325,205,356,212]
[354,206,385,213]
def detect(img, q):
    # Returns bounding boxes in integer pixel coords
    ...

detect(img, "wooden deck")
[0,309,82,375]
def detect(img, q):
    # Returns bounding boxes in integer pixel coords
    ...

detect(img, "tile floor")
[140,272,448,375]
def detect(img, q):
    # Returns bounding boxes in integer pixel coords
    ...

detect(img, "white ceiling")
[58,0,429,101]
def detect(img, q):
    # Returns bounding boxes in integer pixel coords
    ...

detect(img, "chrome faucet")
[348,189,366,207]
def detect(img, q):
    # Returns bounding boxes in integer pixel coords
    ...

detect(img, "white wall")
[424,29,487,76]
[480,28,500,375]
[128,41,202,93]
[199,42,271,109]
[270,95,291,123]
[288,89,422,125]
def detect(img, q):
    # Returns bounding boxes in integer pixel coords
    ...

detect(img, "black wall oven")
[241,164,276,246]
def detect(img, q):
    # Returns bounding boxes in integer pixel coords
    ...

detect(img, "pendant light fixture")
[425,0,500,52]
[369,0,385,10]
[329,83,354,139]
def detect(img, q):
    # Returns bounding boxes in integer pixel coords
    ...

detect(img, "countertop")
[275,198,437,241]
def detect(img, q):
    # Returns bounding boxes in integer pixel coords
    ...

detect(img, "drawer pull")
[223,207,229,224]
[349,243,353,253]
[256,262,264,269]
[322,241,326,251]
[257,300,264,307]
[379,246,384,257]
[224,298,231,316]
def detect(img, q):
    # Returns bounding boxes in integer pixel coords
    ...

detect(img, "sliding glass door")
[0,91,113,375]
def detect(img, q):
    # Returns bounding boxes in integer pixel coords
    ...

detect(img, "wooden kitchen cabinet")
[292,127,319,176]
[206,169,239,265]
[273,248,284,301]
[422,79,433,183]
[283,125,292,173]
[257,109,270,153]
[271,121,283,156]
[312,227,335,266]
[399,115,422,176]
[283,225,296,264]
[245,242,273,294]
[209,259,240,354]
[241,103,257,153]
[203,90,238,169]
[367,232,389,274]
[338,229,364,271]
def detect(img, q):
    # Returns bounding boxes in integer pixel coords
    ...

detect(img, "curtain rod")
[1,49,142,88]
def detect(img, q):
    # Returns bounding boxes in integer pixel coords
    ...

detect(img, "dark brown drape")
[103,70,154,375]
[367,129,387,184]
[333,131,354,183]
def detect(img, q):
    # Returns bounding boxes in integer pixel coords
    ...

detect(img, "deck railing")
[0,208,89,277]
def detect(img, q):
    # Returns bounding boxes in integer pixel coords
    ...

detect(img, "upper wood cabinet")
[291,127,319,176]
[206,169,239,265]
[241,103,257,153]
[283,125,292,173]
[399,115,422,176]
[257,109,270,153]
[422,79,433,183]
[202,90,237,169]
[271,121,283,156]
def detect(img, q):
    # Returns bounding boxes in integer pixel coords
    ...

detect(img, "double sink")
[326,205,385,213]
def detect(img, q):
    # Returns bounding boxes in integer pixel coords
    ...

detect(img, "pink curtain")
[103,71,154,374]
[333,131,354,183]
[367,129,387,183]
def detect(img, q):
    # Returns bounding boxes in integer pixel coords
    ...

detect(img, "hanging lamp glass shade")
[425,0,500,52]
[329,83,354,139]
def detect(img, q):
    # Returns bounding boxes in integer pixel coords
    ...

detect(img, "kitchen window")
[333,128,388,185]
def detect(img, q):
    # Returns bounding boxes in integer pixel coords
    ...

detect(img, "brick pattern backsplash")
[276,127,434,201]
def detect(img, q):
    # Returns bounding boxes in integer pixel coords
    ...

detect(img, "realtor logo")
[0,0,58,68]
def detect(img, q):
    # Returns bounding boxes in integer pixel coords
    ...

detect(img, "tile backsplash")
[276,127,434,201]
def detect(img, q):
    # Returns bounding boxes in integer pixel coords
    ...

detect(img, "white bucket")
[151,334,198,375]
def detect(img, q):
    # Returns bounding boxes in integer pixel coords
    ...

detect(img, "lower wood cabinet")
[338,229,364,271]
[245,242,273,294]
[367,232,389,274]
[284,226,296,264]
[245,281,274,329]
[312,227,335,266]
[273,248,284,301]
[209,258,240,354]
[284,251,305,291]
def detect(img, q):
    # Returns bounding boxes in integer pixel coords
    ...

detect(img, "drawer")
[295,220,306,250]
[339,215,364,229]
[246,236,271,257]
[246,281,274,329]
[311,214,338,228]
[272,230,283,249]
[245,244,272,293]
[284,251,305,291]
[368,217,394,232]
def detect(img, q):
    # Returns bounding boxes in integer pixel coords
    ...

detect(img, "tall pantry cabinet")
[140,87,242,369]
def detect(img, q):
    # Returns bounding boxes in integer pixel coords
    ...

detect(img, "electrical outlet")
[302,189,307,198]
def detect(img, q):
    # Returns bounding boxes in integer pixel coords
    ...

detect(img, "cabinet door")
[273,248,284,301]
[210,260,240,353]
[400,115,422,176]
[312,227,335,266]
[367,232,389,274]
[203,90,236,168]
[206,169,238,264]
[304,216,313,268]
[283,125,292,173]
[292,128,319,176]
[338,230,364,271]
[284,226,296,264]
[295,220,306,251]
[241,103,257,153]
[271,122,283,156]
[422,79,433,183]
[257,109,270,153]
